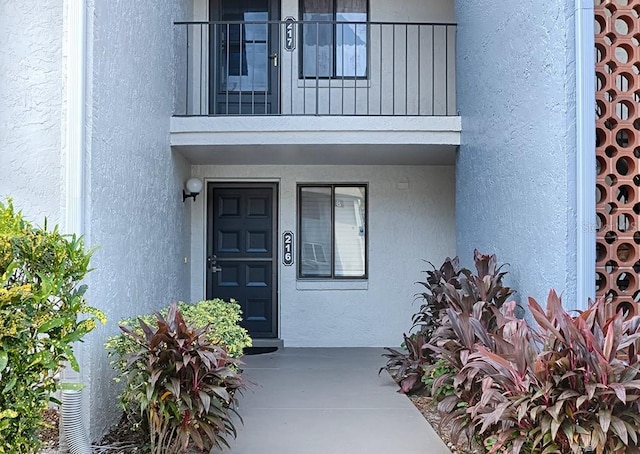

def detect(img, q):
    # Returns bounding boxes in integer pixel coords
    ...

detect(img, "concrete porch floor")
[225,348,451,454]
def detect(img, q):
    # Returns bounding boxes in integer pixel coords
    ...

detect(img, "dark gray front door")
[209,0,280,114]
[206,183,278,338]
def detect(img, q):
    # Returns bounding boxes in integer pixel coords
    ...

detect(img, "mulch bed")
[38,410,207,453]
[409,392,483,454]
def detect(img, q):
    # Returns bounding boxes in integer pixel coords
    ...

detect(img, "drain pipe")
[61,0,91,452]
[574,0,596,309]
[61,391,92,454]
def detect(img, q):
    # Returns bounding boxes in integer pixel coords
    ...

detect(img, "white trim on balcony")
[170,115,460,165]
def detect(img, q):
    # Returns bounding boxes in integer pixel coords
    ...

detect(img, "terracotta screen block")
[595,0,640,316]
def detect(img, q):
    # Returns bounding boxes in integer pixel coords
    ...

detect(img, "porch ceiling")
[170,116,460,165]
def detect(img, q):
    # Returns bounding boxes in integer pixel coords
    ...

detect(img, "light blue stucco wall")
[454,0,578,308]
[83,0,192,439]
[0,1,64,224]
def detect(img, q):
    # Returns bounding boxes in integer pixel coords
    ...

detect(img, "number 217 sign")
[283,231,294,266]
[284,17,296,52]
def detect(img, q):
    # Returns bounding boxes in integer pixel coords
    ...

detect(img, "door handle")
[269,53,278,67]
[207,255,222,273]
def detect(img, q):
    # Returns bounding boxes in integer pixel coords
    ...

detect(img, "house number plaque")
[284,17,296,52]
[283,231,294,266]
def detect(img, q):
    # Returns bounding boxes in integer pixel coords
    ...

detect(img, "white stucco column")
[575,0,596,309]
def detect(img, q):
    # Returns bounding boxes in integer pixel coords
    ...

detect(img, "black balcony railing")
[174,20,456,116]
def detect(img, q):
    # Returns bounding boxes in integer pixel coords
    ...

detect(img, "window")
[300,0,368,78]
[298,185,367,278]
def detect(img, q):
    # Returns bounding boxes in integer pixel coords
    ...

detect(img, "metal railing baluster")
[366,23,370,115]
[340,22,344,115]
[302,22,307,115]
[417,25,421,116]
[214,24,220,115]
[431,25,435,116]
[239,22,243,114]
[445,25,448,116]
[186,25,189,115]
[379,24,383,115]
[290,23,294,115]
[354,22,358,115]
[315,23,319,115]
[405,24,408,115]
[225,23,230,115]
[392,23,395,116]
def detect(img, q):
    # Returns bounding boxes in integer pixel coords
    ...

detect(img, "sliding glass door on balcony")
[209,0,280,115]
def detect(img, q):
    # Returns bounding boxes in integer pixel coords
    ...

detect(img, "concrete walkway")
[226,348,451,454]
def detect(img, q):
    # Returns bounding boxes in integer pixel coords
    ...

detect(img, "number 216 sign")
[283,231,294,266]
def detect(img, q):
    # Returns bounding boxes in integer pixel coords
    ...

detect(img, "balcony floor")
[171,115,461,165]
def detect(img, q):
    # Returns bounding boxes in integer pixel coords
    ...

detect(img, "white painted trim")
[171,116,462,147]
[575,0,596,309]
[63,0,87,237]
[296,280,369,291]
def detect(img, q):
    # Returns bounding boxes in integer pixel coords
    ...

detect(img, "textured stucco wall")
[83,0,191,439]
[189,165,456,347]
[454,0,578,308]
[0,1,64,224]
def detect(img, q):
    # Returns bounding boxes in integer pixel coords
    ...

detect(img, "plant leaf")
[599,408,612,434]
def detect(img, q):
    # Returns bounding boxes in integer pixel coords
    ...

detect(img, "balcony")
[174,20,456,116]
[171,20,460,165]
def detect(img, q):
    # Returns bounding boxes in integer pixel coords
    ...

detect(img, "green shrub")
[175,300,252,358]
[421,359,455,402]
[105,299,251,372]
[0,200,105,454]
[116,303,244,453]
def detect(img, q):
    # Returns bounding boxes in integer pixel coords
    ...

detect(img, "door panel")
[207,184,278,338]
[209,0,280,115]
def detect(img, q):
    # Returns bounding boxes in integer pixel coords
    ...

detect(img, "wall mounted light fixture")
[183,178,203,202]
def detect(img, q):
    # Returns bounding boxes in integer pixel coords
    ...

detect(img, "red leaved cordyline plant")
[119,303,245,454]
[412,255,464,340]
[380,332,431,393]
[381,250,512,396]
[424,251,512,443]
[381,256,463,394]
[462,291,640,454]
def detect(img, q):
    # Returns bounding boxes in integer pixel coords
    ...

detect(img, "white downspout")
[61,0,92,452]
[574,0,596,309]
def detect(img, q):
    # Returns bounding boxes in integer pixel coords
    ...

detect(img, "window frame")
[298,0,370,80]
[297,183,369,280]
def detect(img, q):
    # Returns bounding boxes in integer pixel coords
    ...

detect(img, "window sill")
[297,79,371,89]
[296,280,368,291]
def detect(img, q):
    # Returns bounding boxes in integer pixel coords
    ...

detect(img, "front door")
[209,0,280,115]
[206,183,278,338]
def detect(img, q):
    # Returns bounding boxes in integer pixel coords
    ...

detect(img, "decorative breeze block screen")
[595,0,640,315]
